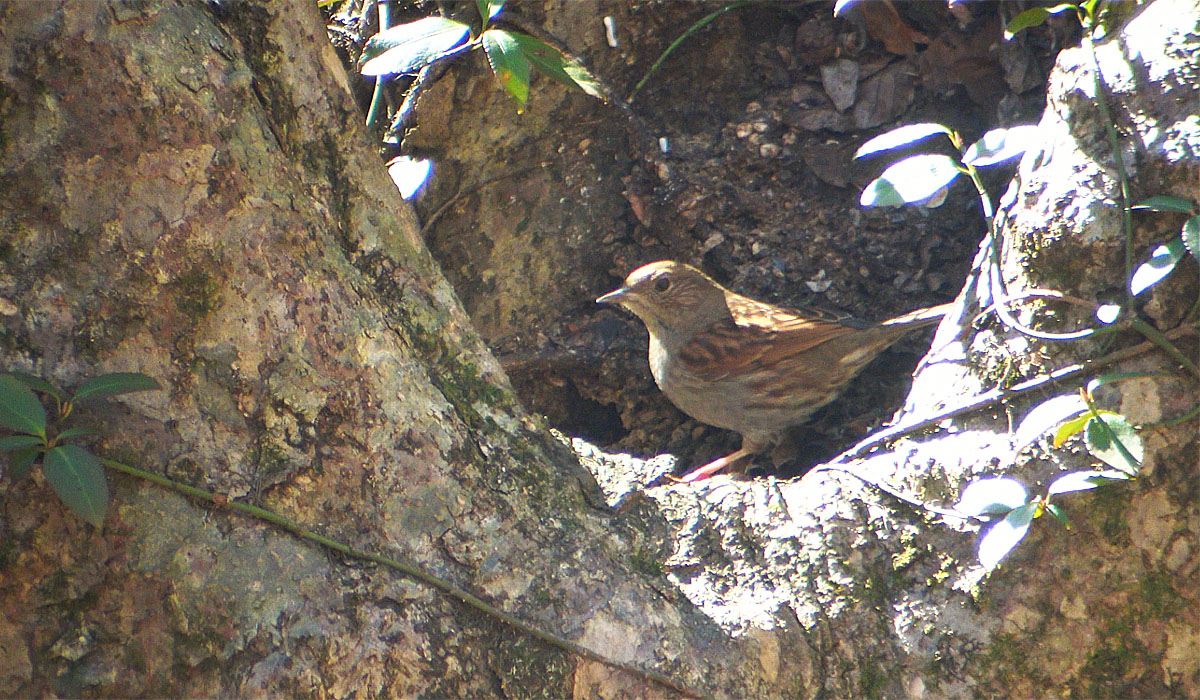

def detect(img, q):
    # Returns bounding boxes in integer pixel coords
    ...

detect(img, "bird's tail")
[880,302,953,328]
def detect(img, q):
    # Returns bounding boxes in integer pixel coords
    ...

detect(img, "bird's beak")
[596,287,630,305]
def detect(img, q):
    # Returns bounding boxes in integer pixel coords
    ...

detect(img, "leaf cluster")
[358,0,602,114]
[854,122,1039,208]
[1,372,160,526]
[855,42,1197,571]
[1005,1,1103,40]
[856,119,1195,570]
[958,379,1145,571]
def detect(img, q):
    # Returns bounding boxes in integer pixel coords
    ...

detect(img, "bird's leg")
[677,447,755,482]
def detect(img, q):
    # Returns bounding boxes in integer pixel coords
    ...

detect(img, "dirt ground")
[330,0,1068,476]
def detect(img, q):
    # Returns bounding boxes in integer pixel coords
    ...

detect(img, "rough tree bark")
[0,2,774,697]
[0,1,1196,700]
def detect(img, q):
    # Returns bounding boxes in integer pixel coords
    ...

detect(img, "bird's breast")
[647,333,742,432]
[647,334,671,388]
[648,334,695,405]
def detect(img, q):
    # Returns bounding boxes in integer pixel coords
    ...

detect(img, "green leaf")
[1052,412,1093,447]
[1085,413,1142,476]
[0,434,44,450]
[1045,503,1070,526]
[1005,8,1051,37]
[978,502,1037,571]
[832,0,860,16]
[4,372,66,402]
[854,123,952,159]
[359,17,471,77]
[510,32,604,99]
[481,29,531,111]
[1129,239,1187,295]
[1014,394,1087,452]
[386,156,433,200]
[860,154,963,207]
[561,61,605,100]
[1079,0,1100,23]
[962,125,1039,167]
[7,445,41,481]
[1095,303,1121,324]
[955,477,1028,517]
[55,427,101,442]
[0,375,47,438]
[476,0,504,22]
[1047,469,1130,495]
[71,372,161,403]
[1131,196,1195,214]
[42,445,109,527]
[1182,215,1199,258]
[1005,4,1078,39]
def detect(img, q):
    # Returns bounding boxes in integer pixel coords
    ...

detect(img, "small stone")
[702,233,726,253]
[806,269,832,293]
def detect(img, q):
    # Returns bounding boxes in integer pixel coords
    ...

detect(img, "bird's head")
[597,261,730,342]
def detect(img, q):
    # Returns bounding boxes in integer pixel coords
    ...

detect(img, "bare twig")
[418,164,546,239]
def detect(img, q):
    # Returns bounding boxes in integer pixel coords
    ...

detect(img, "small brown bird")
[597,261,950,482]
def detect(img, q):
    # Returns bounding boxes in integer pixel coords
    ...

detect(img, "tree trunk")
[0,2,771,697]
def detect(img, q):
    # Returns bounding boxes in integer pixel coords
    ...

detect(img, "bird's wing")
[675,294,857,382]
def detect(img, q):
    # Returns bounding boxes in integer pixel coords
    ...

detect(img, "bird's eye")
[654,276,671,293]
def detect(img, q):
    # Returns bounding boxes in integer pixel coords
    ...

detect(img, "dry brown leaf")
[852,59,916,129]
[856,0,929,56]
[917,14,1003,104]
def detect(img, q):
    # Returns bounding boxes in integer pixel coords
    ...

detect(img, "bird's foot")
[675,448,754,483]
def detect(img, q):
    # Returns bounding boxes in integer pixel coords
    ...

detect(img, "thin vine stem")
[823,325,1196,466]
[98,457,712,700]
[1129,318,1200,377]
[958,18,1192,369]
[365,0,392,128]
[964,164,1101,341]
[1081,24,1136,311]
[1078,20,1198,375]
[627,2,749,106]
